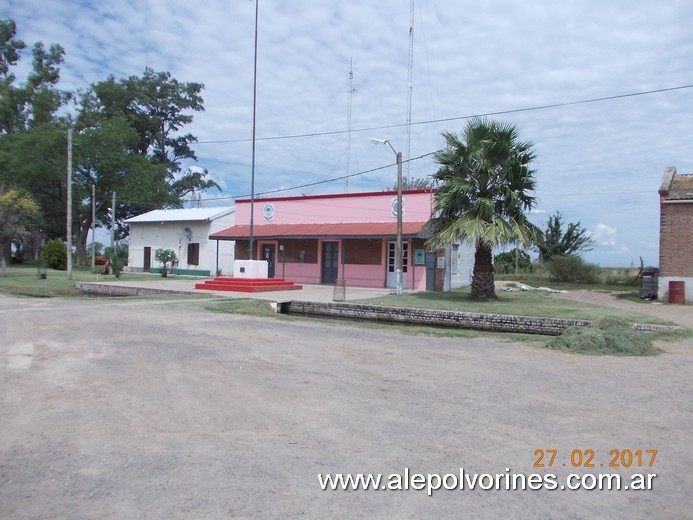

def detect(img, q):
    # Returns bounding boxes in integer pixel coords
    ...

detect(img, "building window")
[187,243,200,265]
[452,244,459,275]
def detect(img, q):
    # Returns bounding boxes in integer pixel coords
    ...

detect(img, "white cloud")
[4,0,692,266]
[592,223,618,246]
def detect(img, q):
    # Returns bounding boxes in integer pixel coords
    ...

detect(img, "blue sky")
[4,0,693,267]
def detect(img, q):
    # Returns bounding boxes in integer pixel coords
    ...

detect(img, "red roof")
[210,222,430,240]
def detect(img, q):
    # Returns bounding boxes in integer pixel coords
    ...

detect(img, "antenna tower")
[405,0,414,181]
[345,58,355,193]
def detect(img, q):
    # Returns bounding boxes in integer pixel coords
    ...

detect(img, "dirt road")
[1,295,691,519]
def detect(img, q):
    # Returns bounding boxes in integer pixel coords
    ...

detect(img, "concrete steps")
[194,277,303,293]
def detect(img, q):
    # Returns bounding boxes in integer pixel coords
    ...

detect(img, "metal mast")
[345,58,355,193]
[405,0,414,181]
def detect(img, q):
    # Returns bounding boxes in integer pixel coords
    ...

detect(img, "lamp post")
[371,138,403,295]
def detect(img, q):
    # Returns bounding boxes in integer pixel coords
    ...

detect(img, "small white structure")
[125,207,235,276]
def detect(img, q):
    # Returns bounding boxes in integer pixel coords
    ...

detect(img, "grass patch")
[206,298,284,318]
[358,287,673,325]
[545,317,663,356]
[0,266,202,298]
[205,297,546,343]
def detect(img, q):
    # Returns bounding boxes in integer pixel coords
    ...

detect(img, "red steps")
[195,277,303,293]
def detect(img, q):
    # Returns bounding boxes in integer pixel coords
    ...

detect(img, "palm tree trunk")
[470,241,497,300]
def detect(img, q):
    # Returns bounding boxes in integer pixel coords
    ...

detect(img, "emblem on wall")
[263,203,275,221]
[391,197,405,217]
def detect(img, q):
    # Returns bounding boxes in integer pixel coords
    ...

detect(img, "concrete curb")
[279,301,678,336]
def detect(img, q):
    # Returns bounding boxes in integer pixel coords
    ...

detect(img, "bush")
[42,238,67,270]
[494,249,533,274]
[545,317,661,356]
[103,244,129,279]
[546,255,599,284]
[154,248,177,277]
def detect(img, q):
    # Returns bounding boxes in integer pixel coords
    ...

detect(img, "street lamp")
[371,138,403,295]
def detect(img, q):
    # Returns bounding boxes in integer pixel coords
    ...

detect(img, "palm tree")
[426,118,539,300]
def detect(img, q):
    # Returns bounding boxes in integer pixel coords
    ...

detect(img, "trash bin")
[639,267,659,300]
[669,280,685,304]
[333,279,346,302]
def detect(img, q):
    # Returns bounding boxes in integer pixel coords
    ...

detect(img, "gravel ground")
[1,295,691,519]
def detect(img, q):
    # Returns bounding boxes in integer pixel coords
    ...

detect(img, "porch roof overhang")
[210,222,430,241]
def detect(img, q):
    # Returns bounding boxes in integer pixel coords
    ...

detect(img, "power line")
[195,83,693,145]
[199,151,439,202]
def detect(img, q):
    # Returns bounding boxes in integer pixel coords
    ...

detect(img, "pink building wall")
[238,190,434,291]
[266,239,428,290]
[236,190,435,225]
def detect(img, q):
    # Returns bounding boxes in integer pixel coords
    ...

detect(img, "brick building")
[658,166,693,303]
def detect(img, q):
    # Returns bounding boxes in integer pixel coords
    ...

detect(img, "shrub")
[103,244,129,279]
[546,255,599,284]
[494,249,533,274]
[545,317,661,356]
[154,248,177,277]
[42,238,67,270]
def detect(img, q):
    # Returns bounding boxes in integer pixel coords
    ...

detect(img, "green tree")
[388,176,437,191]
[71,116,173,264]
[537,211,593,261]
[103,244,128,278]
[80,68,208,175]
[426,118,540,300]
[0,19,66,260]
[0,19,66,135]
[0,123,68,241]
[73,69,219,256]
[0,189,40,274]
[494,248,533,275]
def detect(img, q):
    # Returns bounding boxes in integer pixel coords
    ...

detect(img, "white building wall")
[208,214,236,276]
[127,213,235,275]
[658,276,693,304]
[444,241,474,290]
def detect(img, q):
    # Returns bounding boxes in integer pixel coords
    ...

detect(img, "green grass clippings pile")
[546,317,661,356]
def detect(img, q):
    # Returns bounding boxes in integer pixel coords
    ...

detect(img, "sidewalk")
[77,277,394,303]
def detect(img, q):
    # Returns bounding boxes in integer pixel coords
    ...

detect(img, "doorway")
[322,242,339,284]
[425,251,436,291]
[143,247,151,273]
[262,244,276,278]
[386,241,408,289]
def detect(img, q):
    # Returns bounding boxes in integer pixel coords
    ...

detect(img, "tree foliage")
[388,176,437,191]
[154,248,177,277]
[103,244,128,278]
[0,19,66,135]
[494,248,533,274]
[537,211,593,261]
[546,254,599,284]
[42,237,66,270]
[426,118,540,300]
[0,19,221,267]
[0,189,41,273]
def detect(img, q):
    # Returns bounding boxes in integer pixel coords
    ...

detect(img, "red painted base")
[194,277,303,293]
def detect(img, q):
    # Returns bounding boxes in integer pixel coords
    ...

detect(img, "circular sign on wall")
[263,203,274,221]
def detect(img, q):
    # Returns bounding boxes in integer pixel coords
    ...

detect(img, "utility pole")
[66,128,73,280]
[109,191,116,275]
[395,151,403,296]
[91,184,96,271]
